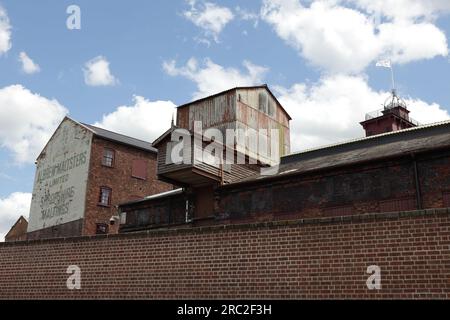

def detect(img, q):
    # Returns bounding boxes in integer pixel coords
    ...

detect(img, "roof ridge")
[82,123,153,145]
[284,119,450,159]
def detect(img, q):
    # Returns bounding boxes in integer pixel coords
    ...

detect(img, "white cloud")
[275,74,450,151]
[348,0,450,21]
[0,5,12,55]
[163,57,268,99]
[0,85,68,164]
[184,0,234,42]
[235,6,260,28]
[261,0,449,73]
[83,56,118,86]
[18,51,40,74]
[94,96,176,143]
[0,192,32,242]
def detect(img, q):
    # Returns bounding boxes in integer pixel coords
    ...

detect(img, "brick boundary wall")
[0,209,449,299]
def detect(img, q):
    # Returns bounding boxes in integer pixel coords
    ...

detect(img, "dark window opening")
[96,223,108,235]
[102,148,115,167]
[99,187,112,206]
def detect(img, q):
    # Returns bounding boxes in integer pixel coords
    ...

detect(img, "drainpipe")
[185,188,193,223]
[185,198,189,223]
[412,153,422,210]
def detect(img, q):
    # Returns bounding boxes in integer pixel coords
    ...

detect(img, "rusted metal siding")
[177,107,190,129]
[164,87,291,184]
[224,164,259,183]
[236,88,290,159]
[180,91,236,131]
[156,138,191,175]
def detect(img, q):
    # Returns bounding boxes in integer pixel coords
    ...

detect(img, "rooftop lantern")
[360,60,419,137]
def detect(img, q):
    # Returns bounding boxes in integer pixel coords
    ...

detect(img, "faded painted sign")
[28,119,92,232]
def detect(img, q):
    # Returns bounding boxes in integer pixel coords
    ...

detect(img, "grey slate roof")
[226,120,450,186]
[82,123,157,153]
[119,188,184,206]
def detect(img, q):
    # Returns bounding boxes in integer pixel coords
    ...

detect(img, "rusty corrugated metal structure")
[154,85,291,189]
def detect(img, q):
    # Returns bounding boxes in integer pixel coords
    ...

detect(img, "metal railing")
[365,107,420,126]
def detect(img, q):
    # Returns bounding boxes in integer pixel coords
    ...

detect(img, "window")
[119,212,127,225]
[98,187,112,206]
[132,159,148,180]
[96,223,108,235]
[102,148,115,167]
[268,99,275,117]
[258,92,268,113]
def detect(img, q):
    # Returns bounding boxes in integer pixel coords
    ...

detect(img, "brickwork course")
[0,209,449,299]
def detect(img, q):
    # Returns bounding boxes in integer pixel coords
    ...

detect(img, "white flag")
[376,59,391,68]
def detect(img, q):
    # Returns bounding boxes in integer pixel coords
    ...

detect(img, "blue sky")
[1,0,450,238]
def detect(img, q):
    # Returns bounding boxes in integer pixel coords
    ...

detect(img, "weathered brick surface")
[27,219,83,241]
[1,209,449,299]
[83,137,173,235]
[216,151,450,222]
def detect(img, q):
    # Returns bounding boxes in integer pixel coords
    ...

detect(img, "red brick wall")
[27,219,83,241]
[216,151,450,223]
[1,209,449,299]
[83,137,173,236]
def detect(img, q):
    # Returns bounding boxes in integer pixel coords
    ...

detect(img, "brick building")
[26,117,172,240]
[118,87,450,233]
[4,216,28,242]
[1,86,449,299]
[21,86,450,239]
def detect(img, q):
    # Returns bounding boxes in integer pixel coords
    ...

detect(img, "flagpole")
[390,64,395,94]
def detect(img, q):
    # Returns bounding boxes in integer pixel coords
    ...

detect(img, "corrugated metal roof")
[223,120,450,187]
[82,123,157,153]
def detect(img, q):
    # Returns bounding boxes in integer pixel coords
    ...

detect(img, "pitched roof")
[81,123,157,153]
[36,117,158,160]
[223,120,450,187]
[4,216,28,239]
[152,125,179,147]
[119,188,184,206]
[177,85,292,120]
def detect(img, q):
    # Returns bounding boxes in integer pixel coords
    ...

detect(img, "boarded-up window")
[443,192,450,207]
[379,197,416,212]
[132,159,148,180]
[102,148,115,167]
[98,187,111,206]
